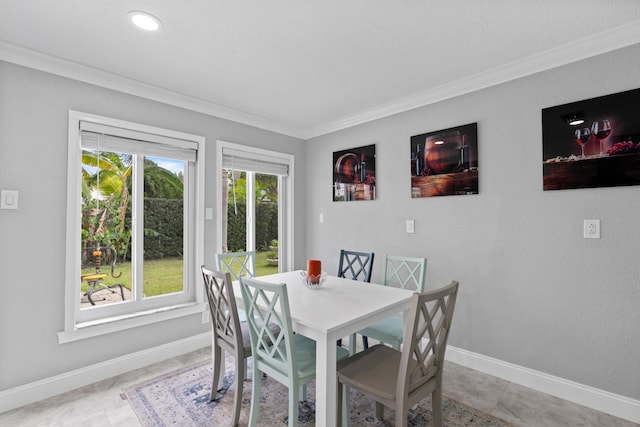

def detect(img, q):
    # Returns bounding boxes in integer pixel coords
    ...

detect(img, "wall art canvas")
[542,87,640,191]
[410,123,478,197]
[333,144,376,202]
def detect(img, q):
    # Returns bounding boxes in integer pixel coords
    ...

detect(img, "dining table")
[232,270,415,427]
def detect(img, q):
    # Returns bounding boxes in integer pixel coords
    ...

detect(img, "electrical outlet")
[583,219,600,239]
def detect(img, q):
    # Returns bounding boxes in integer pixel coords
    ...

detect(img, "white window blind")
[222,147,289,176]
[80,121,197,162]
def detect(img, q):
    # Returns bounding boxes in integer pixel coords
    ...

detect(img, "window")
[216,141,294,273]
[60,111,205,342]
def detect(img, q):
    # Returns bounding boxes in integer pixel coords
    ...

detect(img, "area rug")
[123,356,511,426]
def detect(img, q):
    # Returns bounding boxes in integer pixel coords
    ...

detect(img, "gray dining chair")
[201,265,280,427]
[337,281,459,427]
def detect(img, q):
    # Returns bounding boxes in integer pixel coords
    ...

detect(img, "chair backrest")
[337,249,375,282]
[397,281,459,401]
[382,255,427,292]
[239,276,296,382]
[201,265,244,356]
[81,245,122,278]
[216,251,256,281]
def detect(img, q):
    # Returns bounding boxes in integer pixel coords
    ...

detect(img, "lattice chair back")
[201,266,243,354]
[337,249,375,282]
[239,277,296,382]
[216,250,256,281]
[398,281,459,405]
[382,255,427,291]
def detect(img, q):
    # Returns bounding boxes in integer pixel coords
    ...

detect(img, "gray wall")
[0,61,306,390]
[305,44,640,400]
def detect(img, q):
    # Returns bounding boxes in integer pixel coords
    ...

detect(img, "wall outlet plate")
[1,190,19,210]
[584,219,600,239]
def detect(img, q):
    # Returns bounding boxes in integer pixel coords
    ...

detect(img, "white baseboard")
[0,332,210,414]
[2,337,638,425]
[446,345,640,425]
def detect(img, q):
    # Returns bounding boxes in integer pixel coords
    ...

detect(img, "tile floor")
[0,345,637,426]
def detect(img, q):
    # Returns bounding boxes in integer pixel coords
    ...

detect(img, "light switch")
[1,190,19,210]
[205,208,213,220]
[406,219,415,234]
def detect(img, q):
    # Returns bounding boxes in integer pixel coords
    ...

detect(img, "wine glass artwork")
[574,128,591,159]
[591,120,612,157]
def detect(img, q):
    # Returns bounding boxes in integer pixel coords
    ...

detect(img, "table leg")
[316,337,337,427]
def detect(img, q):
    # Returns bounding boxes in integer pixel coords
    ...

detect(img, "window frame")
[215,140,294,272]
[59,110,206,343]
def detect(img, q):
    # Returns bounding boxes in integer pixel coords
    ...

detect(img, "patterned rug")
[123,356,511,426]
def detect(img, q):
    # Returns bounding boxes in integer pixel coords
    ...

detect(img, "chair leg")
[395,403,408,427]
[299,384,307,401]
[110,283,125,301]
[210,345,222,401]
[248,367,262,427]
[341,384,351,427]
[362,335,369,350]
[337,379,343,427]
[231,356,244,427]
[348,334,356,355]
[288,379,299,427]
[432,387,443,427]
[375,401,384,420]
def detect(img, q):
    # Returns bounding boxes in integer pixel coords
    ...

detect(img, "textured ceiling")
[1,1,640,138]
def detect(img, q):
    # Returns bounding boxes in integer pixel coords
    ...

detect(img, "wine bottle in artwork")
[460,134,469,169]
[415,143,423,176]
[360,153,366,182]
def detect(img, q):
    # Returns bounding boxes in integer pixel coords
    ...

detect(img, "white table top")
[241,270,414,340]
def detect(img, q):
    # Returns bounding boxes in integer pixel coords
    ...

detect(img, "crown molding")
[0,41,305,139]
[3,19,640,141]
[303,20,640,139]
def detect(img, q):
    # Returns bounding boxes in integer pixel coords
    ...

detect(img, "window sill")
[57,302,205,344]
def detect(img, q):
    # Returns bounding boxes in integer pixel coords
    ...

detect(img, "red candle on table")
[307,259,321,284]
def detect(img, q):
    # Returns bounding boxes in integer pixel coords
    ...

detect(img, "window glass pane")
[225,169,247,252]
[143,156,185,297]
[255,173,279,277]
[80,149,132,308]
[222,169,280,277]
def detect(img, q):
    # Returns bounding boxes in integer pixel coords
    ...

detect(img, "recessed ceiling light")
[128,11,162,31]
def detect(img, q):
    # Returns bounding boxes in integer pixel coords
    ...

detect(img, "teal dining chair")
[216,250,257,281]
[239,276,350,427]
[217,250,257,323]
[357,255,427,353]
